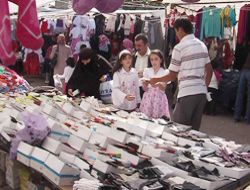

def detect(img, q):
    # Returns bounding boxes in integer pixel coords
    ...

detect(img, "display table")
[0,92,250,190]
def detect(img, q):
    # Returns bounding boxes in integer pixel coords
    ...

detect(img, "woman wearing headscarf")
[67,48,113,99]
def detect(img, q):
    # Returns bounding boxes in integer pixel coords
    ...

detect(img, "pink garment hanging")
[16,0,44,50]
[72,0,98,15]
[95,0,124,13]
[0,0,16,65]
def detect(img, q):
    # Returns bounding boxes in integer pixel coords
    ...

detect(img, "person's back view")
[150,18,213,130]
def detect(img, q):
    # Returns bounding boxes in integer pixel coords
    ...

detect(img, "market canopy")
[8,0,250,18]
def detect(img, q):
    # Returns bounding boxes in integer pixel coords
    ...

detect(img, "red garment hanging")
[0,0,16,65]
[16,0,44,50]
[24,52,40,76]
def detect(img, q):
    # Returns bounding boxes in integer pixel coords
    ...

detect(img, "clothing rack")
[177,0,250,5]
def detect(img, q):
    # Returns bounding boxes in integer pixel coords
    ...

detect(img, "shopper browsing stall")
[150,18,213,130]
[67,48,112,99]
[140,50,170,119]
[112,50,141,111]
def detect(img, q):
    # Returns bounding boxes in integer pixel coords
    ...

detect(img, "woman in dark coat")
[67,48,112,99]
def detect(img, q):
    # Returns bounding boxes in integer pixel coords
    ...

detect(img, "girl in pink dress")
[139,50,170,119]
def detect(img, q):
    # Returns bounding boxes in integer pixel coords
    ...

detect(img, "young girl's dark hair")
[66,57,75,68]
[148,49,165,69]
[112,50,132,73]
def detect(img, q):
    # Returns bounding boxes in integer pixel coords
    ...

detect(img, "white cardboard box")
[59,151,76,164]
[42,137,62,154]
[43,154,80,186]
[92,159,115,174]
[62,102,75,114]
[42,137,77,155]
[72,110,88,120]
[162,132,179,144]
[127,118,148,137]
[108,128,128,143]
[74,157,89,170]
[56,113,68,122]
[91,122,111,136]
[17,141,34,167]
[67,135,88,153]
[30,147,50,172]
[75,125,92,141]
[59,151,89,171]
[126,135,144,153]
[89,133,116,148]
[48,120,70,143]
[146,123,165,137]
[43,104,57,117]
[80,100,92,112]
[113,120,132,132]
[83,148,100,165]
[107,144,144,166]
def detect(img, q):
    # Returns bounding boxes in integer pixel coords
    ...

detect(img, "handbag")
[50,45,59,68]
[99,74,113,104]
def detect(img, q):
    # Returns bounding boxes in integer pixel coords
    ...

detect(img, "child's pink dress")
[140,68,170,119]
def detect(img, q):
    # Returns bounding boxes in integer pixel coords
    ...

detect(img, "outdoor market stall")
[1,0,250,190]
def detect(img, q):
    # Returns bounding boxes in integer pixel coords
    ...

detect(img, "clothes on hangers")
[70,16,94,55]
[106,15,117,32]
[194,8,203,38]
[40,19,49,34]
[124,14,131,36]
[200,7,222,40]
[237,4,250,45]
[23,49,43,76]
[220,6,236,28]
[143,17,164,51]
[95,14,106,36]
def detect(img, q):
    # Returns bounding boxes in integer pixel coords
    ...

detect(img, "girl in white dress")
[112,50,141,111]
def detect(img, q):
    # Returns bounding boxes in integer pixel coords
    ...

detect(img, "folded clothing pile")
[73,178,103,190]
[0,65,30,93]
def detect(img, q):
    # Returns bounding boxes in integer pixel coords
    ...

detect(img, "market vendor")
[150,18,213,131]
[66,48,112,99]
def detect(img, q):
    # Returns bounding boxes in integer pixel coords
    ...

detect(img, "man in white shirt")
[150,18,213,130]
[133,33,151,97]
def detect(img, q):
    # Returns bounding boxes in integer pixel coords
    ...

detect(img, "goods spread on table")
[0,86,250,190]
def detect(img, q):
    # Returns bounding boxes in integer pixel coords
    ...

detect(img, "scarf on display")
[0,0,43,65]
[72,0,124,15]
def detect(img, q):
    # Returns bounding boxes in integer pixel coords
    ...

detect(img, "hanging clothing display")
[237,4,250,45]
[194,9,203,38]
[106,15,117,32]
[200,7,222,40]
[70,16,94,56]
[234,4,250,70]
[0,0,43,66]
[0,0,16,65]
[144,17,164,51]
[23,49,43,76]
